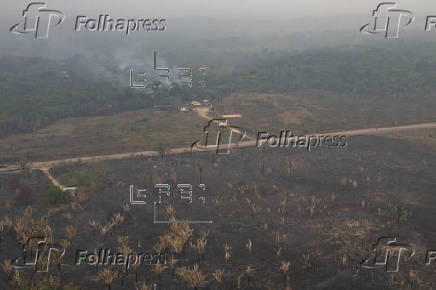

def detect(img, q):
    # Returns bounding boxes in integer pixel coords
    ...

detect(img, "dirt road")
[1,122,436,173]
[40,167,66,190]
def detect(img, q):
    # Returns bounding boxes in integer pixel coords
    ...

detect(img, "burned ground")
[1,135,436,289]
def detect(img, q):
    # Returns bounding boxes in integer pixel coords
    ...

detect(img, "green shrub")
[64,169,96,188]
[42,184,72,205]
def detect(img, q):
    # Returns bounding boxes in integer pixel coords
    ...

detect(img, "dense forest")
[207,45,436,96]
[1,43,436,137]
[0,55,156,137]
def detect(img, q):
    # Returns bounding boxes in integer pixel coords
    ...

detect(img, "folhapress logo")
[191,119,247,155]
[10,3,167,39]
[10,2,65,39]
[360,237,415,272]
[11,236,65,273]
[360,2,414,38]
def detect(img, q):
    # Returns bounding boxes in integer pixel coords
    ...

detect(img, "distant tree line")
[2,44,436,137]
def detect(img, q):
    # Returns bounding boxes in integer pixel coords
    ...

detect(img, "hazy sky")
[2,0,436,59]
[2,0,436,18]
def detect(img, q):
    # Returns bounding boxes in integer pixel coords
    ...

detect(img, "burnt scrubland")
[0,135,436,289]
[2,10,436,290]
